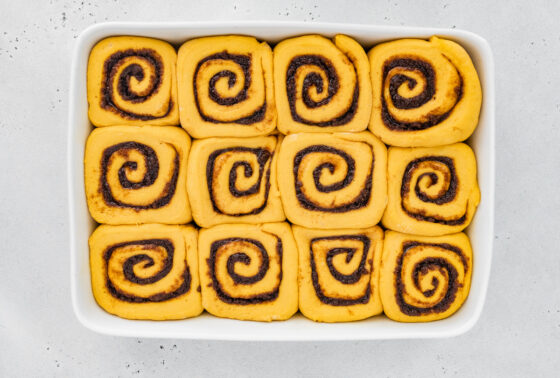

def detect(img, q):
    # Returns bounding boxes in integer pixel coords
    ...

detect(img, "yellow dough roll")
[87,36,179,126]
[274,35,372,134]
[277,132,387,229]
[89,224,202,320]
[187,136,285,227]
[383,143,480,236]
[198,223,298,321]
[84,126,191,224]
[368,36,482,147]
[294,226,384,322]
[177,36,276,138]
[380,231,472,322]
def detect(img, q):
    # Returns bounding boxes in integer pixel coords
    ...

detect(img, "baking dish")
[68,21,494,340]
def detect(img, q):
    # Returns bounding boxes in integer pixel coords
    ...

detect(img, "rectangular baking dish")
[68,21,494,340]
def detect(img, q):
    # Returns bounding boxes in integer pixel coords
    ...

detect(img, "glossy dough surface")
[84,125,191,224]
[187,136,285,227]
[294,226,384,322]
[277,132,387,229]
[198,223,298,321]
[274,34,372,134]
[383,143,480,236]
[380,231,472,322]
[177,36,276,138]
[368,36,482,147]
[87,36,179,126]
[89,224,202,320]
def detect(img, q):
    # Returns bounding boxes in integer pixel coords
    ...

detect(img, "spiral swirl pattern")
[187,136,284,227]
[293,145,373,213]
[394,241,469,316]
[87,37,179,126]
[383,143,479,236]
[193,52,267,124]
[100,141,179,210]
[100,49,173,120]
[198,223,298,321]
[206,147,272,216]
[380,57,462,131]
[309,235,371,306]
[274,34,372,133]
[380,231,473,322]
[85,126,191,225]
[286,55,359,127]
[104,239,190,303]
[208,236,282,305]
[368,36,482,147]
[294,226,384,322]
[89,224,202,320]
[400,156,465,225]
[278,133,387,229]
[177,36,276,138]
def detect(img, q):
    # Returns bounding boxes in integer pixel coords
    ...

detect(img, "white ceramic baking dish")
[67,21,494,340]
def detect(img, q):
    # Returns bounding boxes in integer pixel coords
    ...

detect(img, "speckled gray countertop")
[1,0,559,376]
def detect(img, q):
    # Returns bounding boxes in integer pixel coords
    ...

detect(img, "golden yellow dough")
[368,36,482,147]
[277,132,387,229]
[274,34,372,134]
[187,136,285,227]
[84,125,191,224]
[294,226,384,322]
[89,224,202,320]
[383,143,480,236]
[198,223,298,321]
[87,36,179,127]
[177,36,276,138]
[380,231,473,322]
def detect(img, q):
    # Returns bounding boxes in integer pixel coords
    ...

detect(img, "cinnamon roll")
[277,132,387,229]
[89,224,202,320]
[294,226,384,322]
[187,136,285,227]
[198,223,298,321]
[383,143,480,236]
[177,36,276,138]
[368,37,482,146]
[87,36,179,126]
[380,231,472,322]
[274,35,372,134]
[84,126,191,224]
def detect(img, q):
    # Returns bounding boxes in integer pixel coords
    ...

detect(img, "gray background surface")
[1,0,559,376]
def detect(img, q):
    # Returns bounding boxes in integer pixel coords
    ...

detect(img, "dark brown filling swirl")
[193,52,266,124]
[293,145,373,213]
[208,237,282,305]
[100,141,179,210]
[206,147,272,216]
[286,55,359,126]
[104,239,191,303]
[395,242,468,316]
[381,57,463,131]
[101,48,173,120]
[310,235,371,306]
[401,156,466,225]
